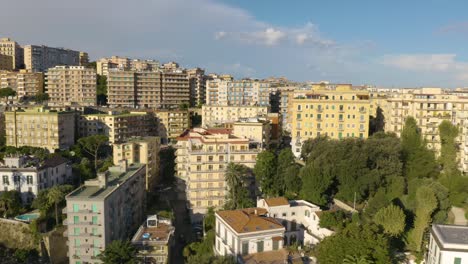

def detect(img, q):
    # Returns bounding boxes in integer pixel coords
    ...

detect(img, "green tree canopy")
[0,87,16,98]
[77,135,109,170]
[225,163,254,210]
[98,240,137,264]
[254,150,278,197]
[373,204,406,236]
[0,190,23,218]
[47,185,73,225]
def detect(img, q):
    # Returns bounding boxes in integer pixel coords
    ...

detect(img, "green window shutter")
[74,228,80,235]
[73,204,79,212]
[92,204,98,213]
[92,216,98,225]
[454,258,461,264]
[73,216,79,224]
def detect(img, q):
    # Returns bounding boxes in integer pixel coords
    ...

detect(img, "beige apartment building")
[96,56,159,76]
[0,70,44,99]
[79,52,89,66]
[46,66,97,106]
[206,78,274,107]
[290,84,370,157]
[176,128,261,222]
[202,105,269,127]
[107,70,190,109]
[154,109,191,143]
[187,68,208,106]
[65,162,146,264]
[231,118,271,148]
[23,45,82,72]
[5,107,76,152]
[78,111,156,144]
[0,54,13,70]
[113,136,160,190]
[0,38,23,69]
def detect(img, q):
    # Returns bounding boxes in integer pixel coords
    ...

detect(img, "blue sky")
[2,0,468,87]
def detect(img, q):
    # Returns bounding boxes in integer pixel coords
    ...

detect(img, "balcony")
[317,108,323,113]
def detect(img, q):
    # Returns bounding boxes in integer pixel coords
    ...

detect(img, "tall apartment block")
[79,52,89,66]
[176,128,261,222]
[113,136,160,191]
[107,70,190,109]
[78,111,156,144]
[96,56,159,76]
[65,162,146,264]
[290,84,370,157]
[206,78,274,106]
[46,66,97,106]
[0,70,44,99]
[4,107,76,152]
[0,38,23,69]
[201,105,269,127]
[23,45,83,72]
[187,68,208,106]
[154,109,191,144]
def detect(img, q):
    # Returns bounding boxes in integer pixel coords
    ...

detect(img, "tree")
[204,207,215,233]
[253,150,278,196]
[225,163,254,210]
[300,163,333,206]
[373,204,406,236]
[97,75,108,105]
[343,255,374,264]
[408,186,438,252]
[369,106,385,135]
[98,240,137,264]
[78,135,109,170]
[0,190,22,218]
[438,120,459,175]
[47,185,73,225]
[283,164,302,198]
[0,87,16,103]
[32,189,52,216]
[319,211,348,231]
[276,148,297,196]
[34,93,49,103]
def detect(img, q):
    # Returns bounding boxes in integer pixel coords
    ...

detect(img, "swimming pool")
[15,212,40,223]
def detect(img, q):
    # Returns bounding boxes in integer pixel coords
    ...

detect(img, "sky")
[2,0,468,87]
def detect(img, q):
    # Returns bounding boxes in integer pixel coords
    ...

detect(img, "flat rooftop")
[67,163,144,200]
[133,223,173,244]
[432,224,468,250]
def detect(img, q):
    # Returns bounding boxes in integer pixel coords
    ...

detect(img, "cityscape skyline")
[2,0,468,87]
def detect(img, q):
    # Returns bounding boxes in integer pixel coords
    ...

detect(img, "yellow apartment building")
[175,128,261,222]
[4,107,76,152]
[0,70,44,99]
[154,109,191,144]
[0,38,23,69]
[290,84,370,157]
[46,66,97,106]
[78,111,156,143]
[113,136,160,190]
[231,118,271,149]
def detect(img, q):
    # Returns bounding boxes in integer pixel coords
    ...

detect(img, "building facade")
[65,162,146,264]
[131,215,174,264]
[0,38,23,69]
[4,107,76,152]
[201,105,269,127]
[113,136,160,191]
[0,54,13,70]
[46,66,97,106]
[78,111,156,144]
[427,224,468,264]
[206,78,274,107]
[0,155,72,203]
[231,118,271,149]
[187,68,208,107]
[290,84,370,157]
[176,128,261,222]
[96,56,159,76]
[23,45,81,72]
[0,70,44,99]
[154,109,191,144]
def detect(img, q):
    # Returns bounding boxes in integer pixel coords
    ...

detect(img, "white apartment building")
[206,78,274,106]
[257,197,333,246]
[214,208,285,257]
[0,155,72,204]
[427,224,468,264]
[202,105,269,127]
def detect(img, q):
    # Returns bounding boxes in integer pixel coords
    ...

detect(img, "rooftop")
[263,197,289,207]
[432,224,468,250]
[66,163,144,200]
[216,208,284,234]
[241,249,304,264]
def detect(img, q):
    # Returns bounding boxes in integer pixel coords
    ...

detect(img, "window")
[2,175,9,185]
[92,216,98,225]
[242,242,249,255]
[74,238,80,246]
[73,204,79,212]
[273,239,279,250]
[73,216,79,224]
[291,220,297,231]
[257,241,264,253]
[26,176,33,184]
[74,228,80,235]
[454,258,461,264]
[92,204,98,213]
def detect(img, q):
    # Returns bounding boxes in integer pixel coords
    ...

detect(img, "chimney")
[119,159,128,172]
[97,171,108,188]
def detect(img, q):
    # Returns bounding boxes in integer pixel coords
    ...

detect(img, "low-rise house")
[257,197,333,246]
[426,224,468,264]
[214,208,285,258]
[131,215,175,264]
[0,155,72,203]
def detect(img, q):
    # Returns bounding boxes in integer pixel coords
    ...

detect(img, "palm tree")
[343,255,374,264]
[0,191,22,218]
[47,186,66,225]
[225,163,249,209]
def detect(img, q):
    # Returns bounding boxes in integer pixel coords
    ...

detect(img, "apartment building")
[214,208,285,257]
[231,118,271,148]
[46,66,97,106]
[176,128,261,222]
[0,70,44,99]
[113,136,160,191]
[0,38,23,69]
[96,56,159,76]
[107,70,190,109]
[154,109,191,144]
[257,197,333,246]
[65,162,146,264]
[0,54,13,70]
[187,68,208,106]
[0,155,72,204]
[202,105,269,127]
[290,84,370,157]
[206,78,274,106]
[78,111,156,144]
[79,52,89,66]
[5,107,76,152]
[23,45,81,72]
[131,215,174,264]
[426,224,468,264]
